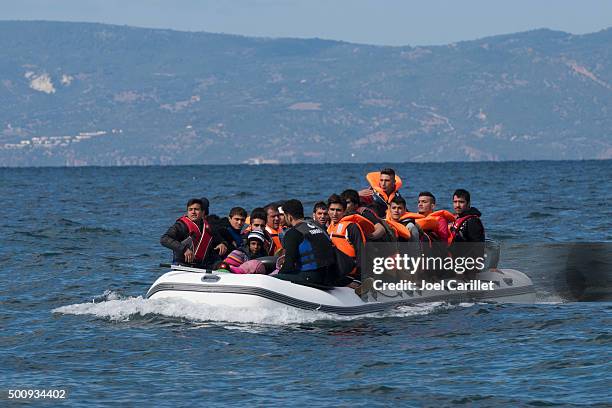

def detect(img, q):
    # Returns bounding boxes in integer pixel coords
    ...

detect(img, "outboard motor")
[562,243,612,301]
[485,239,501,270]
[257,256,279,274]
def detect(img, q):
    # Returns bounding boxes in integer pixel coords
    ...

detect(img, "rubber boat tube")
[146,265,536,316]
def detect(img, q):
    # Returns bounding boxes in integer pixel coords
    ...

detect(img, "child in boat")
[218,229,269,274]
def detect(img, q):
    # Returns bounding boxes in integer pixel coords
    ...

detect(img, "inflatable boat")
[146,264,536,316]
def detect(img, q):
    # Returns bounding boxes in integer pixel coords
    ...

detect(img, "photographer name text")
[373,279,495,291]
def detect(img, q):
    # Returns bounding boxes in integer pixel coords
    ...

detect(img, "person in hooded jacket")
[448,189,485,275]
[225,207,247,249]
[218,229,269,274]
[449,189,485,243]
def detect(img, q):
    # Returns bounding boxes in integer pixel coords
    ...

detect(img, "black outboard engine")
[485,239,501,270]
[257,256,279,274]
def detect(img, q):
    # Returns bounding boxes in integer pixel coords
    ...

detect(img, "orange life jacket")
[265,225,283,255]
[431,210,456,222]
[348,212,376,237]
[366,171,402,204]
[327,214,369,258]
[400,212,425,221]
[415,210,455,232]
[385,212,419,238]
[385,218,411,240]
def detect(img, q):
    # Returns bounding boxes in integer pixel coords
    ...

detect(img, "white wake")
[53,291,451,325]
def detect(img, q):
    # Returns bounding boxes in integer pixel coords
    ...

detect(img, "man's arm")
[370,223,386,240]
[358,187,374,205]
[405,222,420,242]
[160,221,188,253]
[279,228,303,274]
[435,217,450,245]
[210,227,230,255]
[466,218,485,242]
[347,224,365,274]
[359,209,386,240]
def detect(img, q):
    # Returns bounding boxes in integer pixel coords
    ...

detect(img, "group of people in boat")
[160,168,485,288]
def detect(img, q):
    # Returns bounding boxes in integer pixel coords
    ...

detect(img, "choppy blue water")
[1,161,611,407]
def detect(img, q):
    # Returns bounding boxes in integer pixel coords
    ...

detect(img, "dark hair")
[264,202,280,214]
[282,199,304,219]
[380,168,396,179]
[229,207,247,218]
[341,189,360,206]
[453,189,471,203]
[390,196,406,208]
[418,191,436,204]
[186,198,203,209]
[327,194,346,210]
[199,197,210,215]
[250,207,267,222]
[312,201,327,213]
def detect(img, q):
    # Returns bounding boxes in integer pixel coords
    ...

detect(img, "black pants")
[275,268,330,286]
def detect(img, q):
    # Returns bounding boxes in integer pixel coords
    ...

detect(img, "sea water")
[1,161,611,406]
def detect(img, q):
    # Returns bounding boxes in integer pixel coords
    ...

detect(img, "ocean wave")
[58,218,82,226]
[52,291,450,326]
[527,211,552,219]
[75,226,121,235]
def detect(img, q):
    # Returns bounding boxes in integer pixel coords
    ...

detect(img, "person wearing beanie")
[242,208,275,255]
[218,228,269,274]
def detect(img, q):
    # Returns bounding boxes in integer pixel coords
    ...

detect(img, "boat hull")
[146,267,536,316]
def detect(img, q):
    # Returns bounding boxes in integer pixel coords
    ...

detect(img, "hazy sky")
[3,0,612,46]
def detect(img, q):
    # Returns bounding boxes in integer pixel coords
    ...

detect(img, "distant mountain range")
[1,21,611,166]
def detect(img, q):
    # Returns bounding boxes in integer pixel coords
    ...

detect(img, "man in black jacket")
[450,189,485,243]
[449,189,485,275]
[160,198,228,268]
[275,199,337,286]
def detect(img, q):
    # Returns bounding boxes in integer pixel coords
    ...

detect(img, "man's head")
[390,196,407,221]
[281,199,304,226]
[453,189,471,215]
[229,207,247,230]
[277,203,287,228]
[327,194,346,224]
[341,189,361,213]
[199,197,210,216]
[417,192,436,216]
[379,168,396,195]
[186,198,204,222]
[312,201,328,225]
[247,229,266,256]
[250,208,267,230]
[264,203,281,229]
